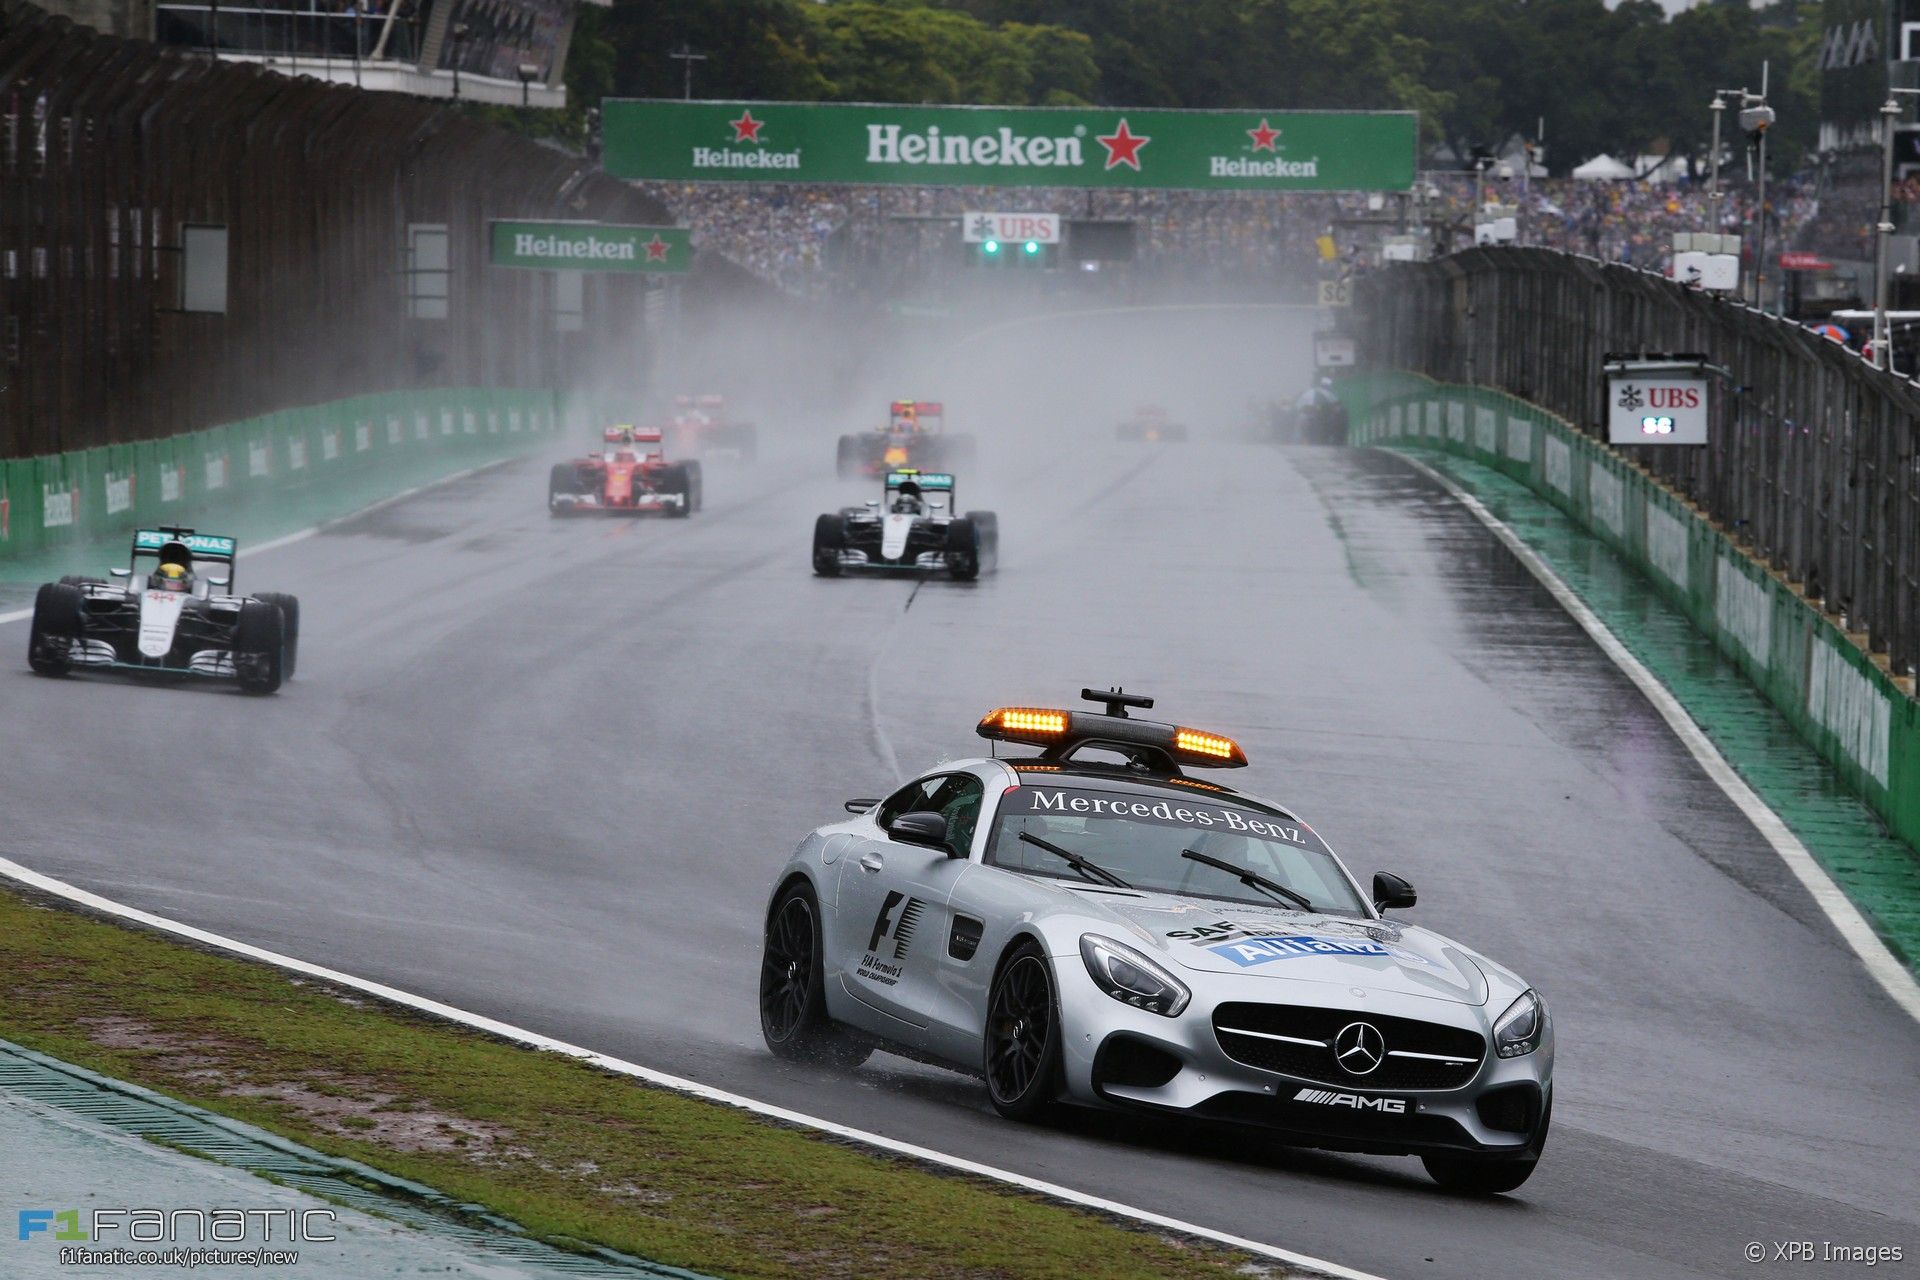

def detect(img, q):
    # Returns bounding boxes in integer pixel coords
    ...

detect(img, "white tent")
[1571,153,1637,181]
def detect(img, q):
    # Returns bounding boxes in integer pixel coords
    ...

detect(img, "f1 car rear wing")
[132,527,237,563]
[885,469,953,491]
[126,527,239,588]
[887,400,944,431]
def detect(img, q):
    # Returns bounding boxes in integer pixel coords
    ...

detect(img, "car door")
[833,774,980,1044]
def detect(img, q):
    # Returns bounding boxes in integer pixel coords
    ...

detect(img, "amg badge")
[1293,1088,1407,1114]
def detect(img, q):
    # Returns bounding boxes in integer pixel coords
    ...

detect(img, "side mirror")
[844,798,878,815]
[888,810,951,852]
[207,574,231,588]
[109,567,133,578]
[1373,872,1417,912]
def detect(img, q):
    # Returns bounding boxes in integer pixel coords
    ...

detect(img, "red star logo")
[1247,118,1280,152]
[729,110,764,144]
[643,235,670,262]
[1096,118,1150,171]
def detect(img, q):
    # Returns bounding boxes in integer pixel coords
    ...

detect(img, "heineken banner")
[489,221,691,272]
[602,100,1416,192]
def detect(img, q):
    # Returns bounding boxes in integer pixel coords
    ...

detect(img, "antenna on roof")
[1081,686,1154,719]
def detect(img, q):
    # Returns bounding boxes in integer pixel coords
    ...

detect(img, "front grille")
[1213,1002,1485,1091]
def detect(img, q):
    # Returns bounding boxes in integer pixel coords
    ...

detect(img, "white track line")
[0,856,1384,1280]
[1395,452,1920,1023]
[0,459,513,627]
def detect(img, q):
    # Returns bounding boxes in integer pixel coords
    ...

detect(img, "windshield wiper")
[1181,848,1314,911]
[1019,831,1132,889]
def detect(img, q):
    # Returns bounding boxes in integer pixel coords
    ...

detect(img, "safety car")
[549,426,702,516]
[811,469,997,581]
[1115,404,1189,442]
[27,527,298,695]
[757,688,1553,1194]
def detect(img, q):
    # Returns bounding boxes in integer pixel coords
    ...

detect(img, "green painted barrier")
[1342,373,1920,858]
[0,389,560,564]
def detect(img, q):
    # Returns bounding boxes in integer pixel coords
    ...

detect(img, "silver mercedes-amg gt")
[758,689,1554,1193]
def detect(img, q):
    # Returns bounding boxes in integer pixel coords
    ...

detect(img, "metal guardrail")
[1357,247,1920,680]
[0,0,684,460]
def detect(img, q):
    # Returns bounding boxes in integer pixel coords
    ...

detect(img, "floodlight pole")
[1707,95,1727,235]
[670,46,707,101]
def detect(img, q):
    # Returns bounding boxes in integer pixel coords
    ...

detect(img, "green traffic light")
[982,239,1001,255]
[1024,240,1040,254]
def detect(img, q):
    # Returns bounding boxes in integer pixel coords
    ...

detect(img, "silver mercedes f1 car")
[758,689,1553,1193]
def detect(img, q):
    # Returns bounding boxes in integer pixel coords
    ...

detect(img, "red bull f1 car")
[836,400,976,479]
[549,427,703,517]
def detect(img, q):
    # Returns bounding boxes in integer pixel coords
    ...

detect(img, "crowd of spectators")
[638,172,1830,299]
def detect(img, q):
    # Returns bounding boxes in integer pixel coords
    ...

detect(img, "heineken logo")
[513,233,639,262]
[867,123,1084,168]
[490,221,689,273]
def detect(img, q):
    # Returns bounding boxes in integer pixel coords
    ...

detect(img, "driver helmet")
[151,562,191,593]
[891,481,924,514]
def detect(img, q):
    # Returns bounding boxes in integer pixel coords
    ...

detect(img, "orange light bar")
[978,707,1070,739]
[1174,727,1245,764]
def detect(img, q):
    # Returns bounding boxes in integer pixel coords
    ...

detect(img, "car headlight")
[1492,989,1546,1058]
[1079,934,1191,1018]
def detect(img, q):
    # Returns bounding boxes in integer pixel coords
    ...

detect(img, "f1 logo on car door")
[860,890,926,986]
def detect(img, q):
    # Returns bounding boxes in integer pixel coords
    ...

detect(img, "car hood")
[1069,889,1489,1006]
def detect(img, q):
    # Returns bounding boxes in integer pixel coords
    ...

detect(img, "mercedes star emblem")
[1334,1021,1385,1076]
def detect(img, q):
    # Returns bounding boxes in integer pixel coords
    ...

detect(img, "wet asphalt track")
[2,431,1915,1280]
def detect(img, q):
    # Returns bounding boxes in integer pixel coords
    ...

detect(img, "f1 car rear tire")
[760,882,871,1068]
[812,513,845,577]
[945,517,981,582]
[985,941,1063,1122]
[233,600,284,696]
[255,592,300,681]
[1421,1099,1550,1195]
[963,510,998,567]
[28,582,83,676]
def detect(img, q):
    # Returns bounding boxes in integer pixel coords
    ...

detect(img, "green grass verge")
[0,886,1280,1280]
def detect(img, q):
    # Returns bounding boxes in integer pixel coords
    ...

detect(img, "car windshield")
[985,782,1369,916]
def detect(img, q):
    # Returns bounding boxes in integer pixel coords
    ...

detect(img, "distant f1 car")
[758,687,1553,1195]
[663,394,757,463]
[836,400,976,479]
[27,527,298,695]
[812,469,997,580]
[549,426,702,516]
[1115,404,1189,442]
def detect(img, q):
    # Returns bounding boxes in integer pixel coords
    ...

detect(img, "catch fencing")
[1356,247,1920,683]
[0,0,695,461]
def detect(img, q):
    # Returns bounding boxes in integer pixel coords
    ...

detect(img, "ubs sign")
[1607,373,1709,445]
[962,211,1060,244]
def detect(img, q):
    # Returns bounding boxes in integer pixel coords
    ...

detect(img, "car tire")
[548,462,577,514]
[1421,1098,1550,1195]
[254,592,300,681]
[812,513,845,577]
[984,941,1063,1121]
[759,881,870,1067]
[682,460,703,513]
[233,599,284,696]
[28,582,83,676]
[944,517,980,581]
[963,510,998,568]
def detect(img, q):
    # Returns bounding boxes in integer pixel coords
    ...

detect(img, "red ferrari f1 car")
[549,427,702,517]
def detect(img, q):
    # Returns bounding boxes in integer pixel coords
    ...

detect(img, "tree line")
[570,0,1822,176]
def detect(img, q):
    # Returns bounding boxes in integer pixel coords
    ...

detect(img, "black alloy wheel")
[984,944,1061,1119]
